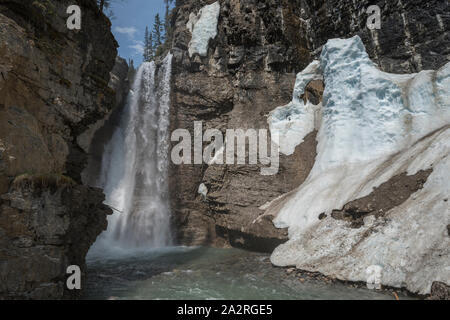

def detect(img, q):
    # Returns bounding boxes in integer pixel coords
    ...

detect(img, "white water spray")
[95,54,173,249]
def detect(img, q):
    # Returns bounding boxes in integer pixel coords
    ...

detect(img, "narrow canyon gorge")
[0,0,448,300]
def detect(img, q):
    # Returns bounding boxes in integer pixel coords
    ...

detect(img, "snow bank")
[268,36,450,294]
[271,127,450,294]
[187,2,221,57]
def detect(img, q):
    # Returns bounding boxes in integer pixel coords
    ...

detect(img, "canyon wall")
[0,0,446,299]
[0,0,120,299]
[169,0,449,251]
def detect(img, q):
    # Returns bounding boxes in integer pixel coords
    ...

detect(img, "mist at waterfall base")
[85,54,410,300]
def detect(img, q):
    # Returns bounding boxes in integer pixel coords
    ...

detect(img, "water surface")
[85,246,410,300]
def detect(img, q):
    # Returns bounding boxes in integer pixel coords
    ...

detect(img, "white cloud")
[129,40,144,56]
[114,26,138,39]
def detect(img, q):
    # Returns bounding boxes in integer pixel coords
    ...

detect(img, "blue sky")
[109,0,168,66]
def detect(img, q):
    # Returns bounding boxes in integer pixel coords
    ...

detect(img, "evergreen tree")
[143,26,155,62]
[144,26,150,62]
[147,32,154,61]
[144,1,174,61]
[152,13,163,50]
[128,59,136,80]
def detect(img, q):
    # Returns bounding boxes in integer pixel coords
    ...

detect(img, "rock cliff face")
[0,0,119,299]
[169,0,449,250]
[1,0,446,300]
[81,56,129,187]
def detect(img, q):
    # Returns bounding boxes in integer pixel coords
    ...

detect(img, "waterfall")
[95,53,173,249]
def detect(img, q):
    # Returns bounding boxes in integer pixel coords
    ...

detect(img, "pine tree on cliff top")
[144,26,150,62]
[148,32,154,61]
[143,26,155,62]
[152,14,164,49]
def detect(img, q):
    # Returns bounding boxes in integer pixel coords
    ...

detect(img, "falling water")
[95,54,173,248]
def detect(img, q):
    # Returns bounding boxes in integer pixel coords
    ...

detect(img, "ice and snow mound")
[318,36,449,167]
[268,61,322,155]
[270,36,450,232]
[267,36,450,294]
[319,37,411,165]
[187,2,220,57]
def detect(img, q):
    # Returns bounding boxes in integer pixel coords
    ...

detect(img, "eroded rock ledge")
[331,169,433,228]
[0,181,110,299]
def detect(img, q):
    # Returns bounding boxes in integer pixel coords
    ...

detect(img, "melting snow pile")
[268,36,450,295]
[187,1,220,57]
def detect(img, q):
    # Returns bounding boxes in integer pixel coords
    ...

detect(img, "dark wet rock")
[282,0,450,73]
[0,0,118,299]
[302,80,324,105]
[428,282,450,300]
[228,46,245,67]
[0,184,112,299]
[81,57,129,186]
